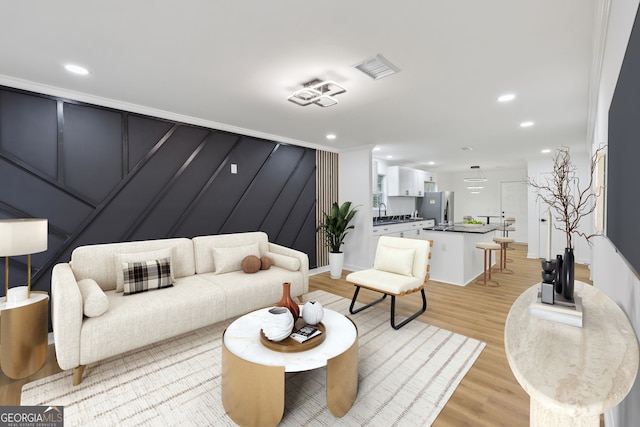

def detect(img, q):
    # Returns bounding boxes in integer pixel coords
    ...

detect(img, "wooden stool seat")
[476,242,500,286]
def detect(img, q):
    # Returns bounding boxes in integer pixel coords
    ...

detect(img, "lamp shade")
[0,219,48,256]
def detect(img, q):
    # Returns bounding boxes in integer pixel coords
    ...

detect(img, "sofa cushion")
[241,255,261,274]
[78,278,109,317]
[374,245,416,276]
[213,243,260,274]
[70,238,194,291]
[267,252,301,271]
[198,267,304,318]
[115,248,174,293]
[122,258,174,295]
[193,232,269,274]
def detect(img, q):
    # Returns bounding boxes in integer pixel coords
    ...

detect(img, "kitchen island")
[422,224,497,286]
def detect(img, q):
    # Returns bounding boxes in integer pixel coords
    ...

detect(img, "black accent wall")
[0,86,317,304]
[608,5,640,277]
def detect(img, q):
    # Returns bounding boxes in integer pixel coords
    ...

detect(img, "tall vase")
[276,282,300,320]
[554,254,563,294]
[561,247,575,301]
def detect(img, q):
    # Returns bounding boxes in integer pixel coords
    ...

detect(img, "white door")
[500,181,528,243]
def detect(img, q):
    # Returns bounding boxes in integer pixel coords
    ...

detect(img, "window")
[373,174,386,209]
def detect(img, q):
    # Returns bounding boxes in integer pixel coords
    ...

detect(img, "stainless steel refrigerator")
[417,191,454,224]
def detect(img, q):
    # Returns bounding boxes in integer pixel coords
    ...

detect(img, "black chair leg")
[390,289,427,330]
[349,286,387,314]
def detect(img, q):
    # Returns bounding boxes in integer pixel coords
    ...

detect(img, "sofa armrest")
[51,263,83,370]
[268,243,309,293]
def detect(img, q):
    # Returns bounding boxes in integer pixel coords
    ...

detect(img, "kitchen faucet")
[378,203,387,219]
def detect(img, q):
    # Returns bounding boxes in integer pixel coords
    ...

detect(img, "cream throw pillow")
[374,245,416,276]
[114,248,174,292]
[213,243,260,274]
[78,278,109,317]
[267,252,301,271]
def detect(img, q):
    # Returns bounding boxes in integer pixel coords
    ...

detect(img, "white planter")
[329,252,344,279]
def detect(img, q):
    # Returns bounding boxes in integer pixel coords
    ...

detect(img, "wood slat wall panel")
[315,150,338,267]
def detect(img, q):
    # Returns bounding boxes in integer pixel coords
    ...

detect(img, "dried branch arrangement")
[528,146,605,248]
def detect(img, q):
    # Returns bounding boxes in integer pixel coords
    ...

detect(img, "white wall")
[339,146,374,272]
[591,1,640,424]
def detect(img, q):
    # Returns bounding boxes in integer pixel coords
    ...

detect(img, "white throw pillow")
[114,248,174,292]
[212,243,260,274]
[374,245,416,276]
[78,278,109,317]
[267,252,301,271]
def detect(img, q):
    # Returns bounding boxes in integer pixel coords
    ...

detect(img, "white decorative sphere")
[302,301,324,325]
[262,307,294,341]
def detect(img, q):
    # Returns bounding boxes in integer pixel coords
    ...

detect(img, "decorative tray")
[260,320,326,353]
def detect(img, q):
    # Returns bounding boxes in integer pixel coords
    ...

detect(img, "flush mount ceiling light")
[354,54,400,80]
[326,134,336,140]
[464,165,488,183]
[498,93,516,102]
[288,79,346,107]
[64,64,89,75]
[520,121,535,128]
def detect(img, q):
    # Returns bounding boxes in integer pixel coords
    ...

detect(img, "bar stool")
[493,236,514,273]
[475,242,501,286]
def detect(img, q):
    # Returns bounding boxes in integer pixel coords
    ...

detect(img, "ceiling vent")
[354,54,400,80]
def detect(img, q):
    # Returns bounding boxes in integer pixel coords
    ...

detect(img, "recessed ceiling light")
[498,94,516,102]
[64,64,89,75]
[428,161,435,165]
[386,155,393,159]
[520,121,534,128]
[541,149,551,153]
[326,134,336,140]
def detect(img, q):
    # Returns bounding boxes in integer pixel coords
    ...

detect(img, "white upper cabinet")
[387,166,430,197]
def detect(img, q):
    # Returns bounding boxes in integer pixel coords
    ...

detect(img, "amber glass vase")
[276,282,300,320]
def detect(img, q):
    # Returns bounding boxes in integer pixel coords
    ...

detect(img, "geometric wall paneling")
[0,85,318,307]
[127,115,175,171]
[62,103,123,203]
[0,90,58,179]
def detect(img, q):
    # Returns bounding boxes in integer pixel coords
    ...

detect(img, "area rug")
[22,290,485,426]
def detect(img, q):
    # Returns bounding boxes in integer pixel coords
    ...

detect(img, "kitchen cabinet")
[387,166,431,197]
[371,220,429,262]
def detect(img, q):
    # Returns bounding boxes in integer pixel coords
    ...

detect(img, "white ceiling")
[0,0,598,173]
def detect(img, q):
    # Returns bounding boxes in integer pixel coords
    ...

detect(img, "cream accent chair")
[346,236,432,329]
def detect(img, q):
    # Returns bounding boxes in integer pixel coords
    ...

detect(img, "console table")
[505,281,639,426]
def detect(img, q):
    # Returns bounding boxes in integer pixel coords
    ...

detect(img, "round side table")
[0,291,49,379]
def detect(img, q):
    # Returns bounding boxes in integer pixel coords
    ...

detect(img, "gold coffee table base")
[222,317,358,427]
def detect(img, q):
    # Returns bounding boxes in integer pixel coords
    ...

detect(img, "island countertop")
[424,224,497,234]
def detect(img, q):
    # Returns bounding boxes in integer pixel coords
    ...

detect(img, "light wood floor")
[310,244,593,427]
[1,244,593,426]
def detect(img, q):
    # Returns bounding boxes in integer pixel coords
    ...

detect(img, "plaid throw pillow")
[122,257,173,295]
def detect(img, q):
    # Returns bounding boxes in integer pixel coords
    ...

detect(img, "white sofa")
[51,231,308,385]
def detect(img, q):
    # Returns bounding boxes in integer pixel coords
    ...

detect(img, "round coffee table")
[221,306,358,427]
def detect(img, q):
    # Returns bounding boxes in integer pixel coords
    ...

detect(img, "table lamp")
[0,218,48,302]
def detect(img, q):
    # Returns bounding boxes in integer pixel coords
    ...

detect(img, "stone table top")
[223,306,357,373]
[504,281,639,417]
